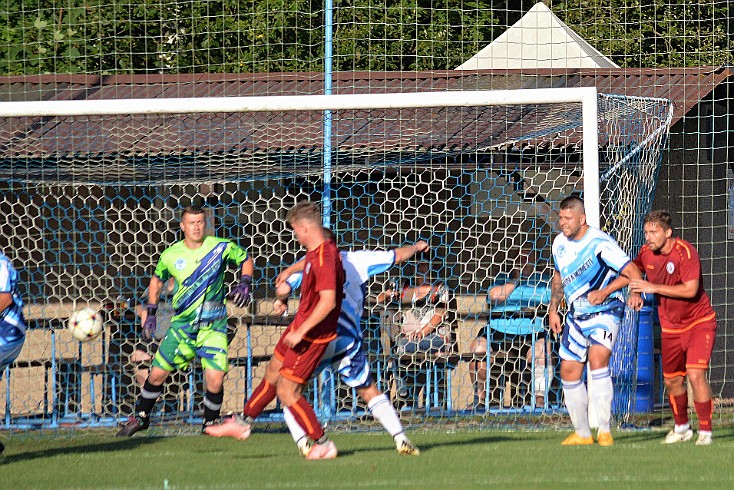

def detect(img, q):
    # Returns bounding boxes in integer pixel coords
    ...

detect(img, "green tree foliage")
[0,0,731,75]
[552,0,733,67]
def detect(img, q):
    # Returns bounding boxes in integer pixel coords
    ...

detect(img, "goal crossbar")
[0,87,601,225]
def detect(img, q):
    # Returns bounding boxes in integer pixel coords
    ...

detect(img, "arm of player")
[547,270,564,335]
[587,262,643,309]
[283,289,337,348]
[392,240,429,264]
[272,280,292,315]
[141,276,163,340]
[0,292,12,314]
[275,258,305,287]
[629,276,699,299]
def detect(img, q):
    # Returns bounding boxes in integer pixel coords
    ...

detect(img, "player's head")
[286,201,324,248]
[558,195,587,240]
[642,210,674,253]
[180,206,207,244]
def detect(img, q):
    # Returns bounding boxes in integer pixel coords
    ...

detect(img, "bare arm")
[392,240,429,264]
[587,261,643,305]
[629,277,699,299]
[548,270,564,335]
[0,292,12,314]
[240,256,254,278]
[146,276,163,305]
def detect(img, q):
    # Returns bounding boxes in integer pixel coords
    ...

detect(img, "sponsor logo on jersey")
[305,262,312,275]
[666,262,675,274]
[175,258,186,270]
[556,245,566,258]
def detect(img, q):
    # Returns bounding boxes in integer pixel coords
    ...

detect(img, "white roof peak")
[456,2,619,70]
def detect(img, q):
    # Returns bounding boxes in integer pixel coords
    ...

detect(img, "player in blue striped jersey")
[274,236,428,456]
[548,196,642,446]
[0,250,26,454]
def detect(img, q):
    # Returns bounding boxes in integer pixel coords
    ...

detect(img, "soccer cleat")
[305,440,338,460]
[203,414,251,441]
[396,438,421,456]
[116,413,150,437]
[561,433,594,446]
[201,419,218,435]
[662,429,693,444]
[297,438,313,458]
[695,432,713,446]
[597,432,614,447]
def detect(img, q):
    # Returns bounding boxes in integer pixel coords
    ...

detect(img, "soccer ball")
[67,307,104,342]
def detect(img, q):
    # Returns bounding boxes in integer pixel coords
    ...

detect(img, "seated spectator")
[379,262,456,410]
[468,246,552,410]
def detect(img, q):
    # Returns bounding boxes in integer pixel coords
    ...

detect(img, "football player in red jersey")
[629,210,717,446]
[206,200,345,459]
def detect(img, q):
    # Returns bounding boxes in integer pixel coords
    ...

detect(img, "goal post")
[0,88,672,430]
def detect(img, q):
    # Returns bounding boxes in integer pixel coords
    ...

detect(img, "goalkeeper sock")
[562,378,591,438]
[203,389,224,423]
[588,367,613,432]
[243,379,277,419]
[368,393,403,437]
[137,379,163,417]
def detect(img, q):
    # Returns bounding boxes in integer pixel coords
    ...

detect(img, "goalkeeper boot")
[201,419,218,435]
[396,436,421,456]
[306,440,338,460]
[116,412,150,437]
[662,428,693,444]
[561,433,594,446]
[204,413,251,441]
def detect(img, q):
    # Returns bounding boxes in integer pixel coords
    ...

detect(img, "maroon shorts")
[662,320,716,378]
[273,329,331,384]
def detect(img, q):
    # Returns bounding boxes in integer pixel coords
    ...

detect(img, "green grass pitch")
[2,426,733,489]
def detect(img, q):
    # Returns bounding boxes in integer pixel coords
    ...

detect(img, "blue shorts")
[560,304,624,363]
[0,320,26,379]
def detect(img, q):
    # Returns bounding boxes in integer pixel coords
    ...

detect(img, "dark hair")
[643,210,673,231]
[559,195,585,213]
[181,206,205,219]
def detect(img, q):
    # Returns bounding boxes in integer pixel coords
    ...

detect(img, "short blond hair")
[286,200,321,225]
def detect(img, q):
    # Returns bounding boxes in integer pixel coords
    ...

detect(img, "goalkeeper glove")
[231,275,252,308]
[142,304,157,340]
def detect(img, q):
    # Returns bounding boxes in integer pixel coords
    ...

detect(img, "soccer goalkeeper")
[117,205,254,437]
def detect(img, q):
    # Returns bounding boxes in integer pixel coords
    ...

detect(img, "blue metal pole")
[322,0,334,228]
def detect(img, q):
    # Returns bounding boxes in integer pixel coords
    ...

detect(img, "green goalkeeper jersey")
[154,236,249,329]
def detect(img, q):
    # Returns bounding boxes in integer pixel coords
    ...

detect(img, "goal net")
[0,89,672,431]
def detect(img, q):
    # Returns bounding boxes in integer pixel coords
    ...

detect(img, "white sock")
[368,393,404,439]
[589,367,613,433]
[562,378,591,438]
[698,430,712,436]
[675,423,691,434]
[283,407,308,448]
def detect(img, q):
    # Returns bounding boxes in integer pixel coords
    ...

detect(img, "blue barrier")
[634,305,655,412]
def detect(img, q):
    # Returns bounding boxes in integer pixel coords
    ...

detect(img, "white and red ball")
[67,307,104,342]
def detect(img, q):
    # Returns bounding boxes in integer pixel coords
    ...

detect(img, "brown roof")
[0,67,730,182]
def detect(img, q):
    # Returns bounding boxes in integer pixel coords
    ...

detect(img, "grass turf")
[2,426,733,489]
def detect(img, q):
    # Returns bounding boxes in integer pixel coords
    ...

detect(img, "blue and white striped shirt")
[0,252,26,336]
